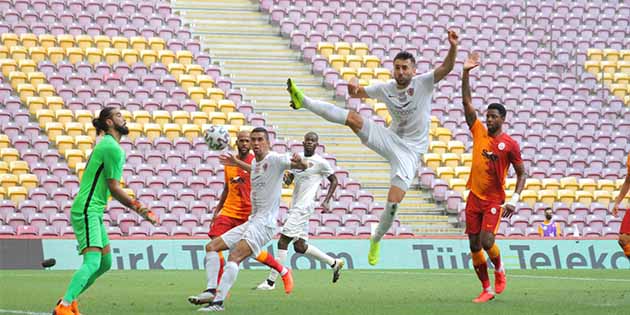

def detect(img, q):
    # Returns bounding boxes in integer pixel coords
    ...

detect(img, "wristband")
[131,199,142,211]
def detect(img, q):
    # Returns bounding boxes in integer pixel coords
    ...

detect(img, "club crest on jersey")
[407,88,414,96]
[490,207,497,214]
[262,163,268,171]
[498,142,506,151]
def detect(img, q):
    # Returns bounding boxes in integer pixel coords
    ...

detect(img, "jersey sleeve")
[509,140,524,167]
[470,118,484,135]
[102,143,124,181]
[276,153,292,171]
[414,70,435,95]
[364,82,387,101]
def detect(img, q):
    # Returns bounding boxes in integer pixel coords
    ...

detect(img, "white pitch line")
[0,309,50,315]
[356,271,630,282]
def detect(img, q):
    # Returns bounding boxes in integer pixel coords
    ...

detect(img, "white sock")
[214,261,239,303]
[303,96,349,125]
[373,202,398,242]
[61,300,71,306]
[305,244,335,266]
[205,251,220,290]
[267,249,287,282]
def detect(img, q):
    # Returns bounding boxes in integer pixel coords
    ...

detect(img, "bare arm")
[462,52,479,128]
[108,179,156,224]
[290,152,308,170]
[613,172,630,216]
[220,153,251,173]
[320,174,338,213]
[213,183,229,220]
[503,163,527,219]
[433,30,458,83]
[348,77,370,99]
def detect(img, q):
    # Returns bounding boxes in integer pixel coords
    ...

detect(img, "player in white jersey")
[255,132,343,291]
[197,127,308,312]
[287,31,458,265]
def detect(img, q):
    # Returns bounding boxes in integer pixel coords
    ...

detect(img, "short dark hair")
[393,51,416,65]
[487,103,507,118]
[92,106,116,135]
[251,127,269,141]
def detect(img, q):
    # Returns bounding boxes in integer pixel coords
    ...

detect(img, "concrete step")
[174,1,258,11]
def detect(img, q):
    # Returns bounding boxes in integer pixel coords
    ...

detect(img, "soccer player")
[538,207,562,237]
[287,31,458,265]
[612,153,630,261]
[187,131,255,306]
[53,107,156,315]
[198,127,308,312]
[256,131,343,290]
[461,52,526,303]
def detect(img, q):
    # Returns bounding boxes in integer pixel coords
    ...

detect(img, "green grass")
[1,269,629,315]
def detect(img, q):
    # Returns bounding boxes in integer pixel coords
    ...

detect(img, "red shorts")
[465,192,503,235]
[208,215,247,238]
[620,210,630,235]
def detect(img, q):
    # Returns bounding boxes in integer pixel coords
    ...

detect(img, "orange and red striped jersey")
[220,153,254,220]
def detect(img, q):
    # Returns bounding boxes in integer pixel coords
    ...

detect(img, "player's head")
[485,103,506,135]
[250,127,270,157]
[303,131,319,157]
[92,107,128,137]
[393,51,416,88]
[544,207,553,220]
[235,130,251,157]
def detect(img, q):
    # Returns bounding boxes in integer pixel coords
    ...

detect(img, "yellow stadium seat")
[143,123,162,141]
[74,135,94,151]
[64,149,85,169]
[557,190,575,204]
[435,128,452,142]
[328,54,345,71]
[55,135,75,155]
[176,50,193,65]
[0,187,5,199]
[182,124,201,140]
[74,110,94,124]
[168,63,185,78]
[208,112,227,125]
[178,74,196,90]
[614,73,630,85]
[0,173,18,188]
[374,68,391,81]
[36,109,55,128]
[162,123,182,140]
[130,36,147,50]
[0,135,9,149]
[505,178,516,191]
[587,48,603,61]
[103,48,121,65]
[93,35,111,49]
[357,67,374,80]
[9,71,27,89]
[340,67,357,81]
[430,140,447,154]
[441,153,460,168]
[85,47,102,64]
[187,86,206,104]
[610,84,627,99]
[593,190,612,204]
[47,47,65,64]
[584,60,600,74]
[345,55,363,69]
[603,48,620,61]
[185,64,204,76]
[199,99,218,113]
[9,45,27,60]
[159,50,176,66]
[460,153,472,167]
[19,33,38,48]
[75,35,93,49]
[525,178,542,190]
[317,42,334,58]
[190,112,209,125]
[541,178,560,190]
[334,42,351,56]
[352,42,369,56]
[560,177,579,191]
[36,84,55,98]
[27,72,45,86]
[537,189,556,204]
[74,162,86,180]
[19,174,38,190]
[575,191,593,205]
[45,122,64,141]
[17,59,36,73]
[422,153,441,169]
[54,109,74,124]
[56,34,75,49]
[449,178,467,192]
[43,96,63,111]
[7,186,27,202]
[207,88,225,101]
[130,110,150,125]
[27,46,46,63]
[0,59,17,76]
[64,122,84,137]
[227,112,246,126]
[1,33,18,47]
[578,178,597,192]
[454,166,470,180]
[17,83,35,102]
[224,124,239,138]
[111,36,128,49]
[83,123,96,139]
[125,123,142,141]
[36,34,55,48]
[121,49,139,65]
[597,179,616,192]
[0,46,6,59]
[520,190,538,207]
[447,140,465,154]
[9,160,29,175]
[140,49,158,65]
[0,148,19,162]
[171,111,190,125]
[197,75,215,89]
[618,61,630,73]
[151,110,171,126]
[148,37,166,51]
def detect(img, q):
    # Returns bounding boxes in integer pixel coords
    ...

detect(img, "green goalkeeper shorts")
[70,212,109,254]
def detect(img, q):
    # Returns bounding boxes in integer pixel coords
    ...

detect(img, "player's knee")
[469,243,482,253]
[346,111,363,131]
[293,241,307,254]
[100,254,112,272]
[205,242,212,252]
[481,238,495,251]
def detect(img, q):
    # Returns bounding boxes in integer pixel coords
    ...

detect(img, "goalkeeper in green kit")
[53,107,157,315]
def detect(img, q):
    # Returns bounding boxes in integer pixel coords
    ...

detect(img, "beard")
[545,215,552,220]
[115,124,129,135]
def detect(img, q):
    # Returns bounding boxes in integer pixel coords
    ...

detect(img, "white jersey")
[364,70,435,154]
[249,152,291,228]
[290,153,334,211]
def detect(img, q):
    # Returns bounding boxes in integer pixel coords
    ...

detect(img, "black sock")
[204,288,216,295]
[266,279,275,286]
[331,261,337,268]
[211,300,223,306]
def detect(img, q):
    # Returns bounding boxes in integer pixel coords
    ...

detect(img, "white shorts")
[280,206,313,240]
[220,221,275,257]
[357,119,421,191]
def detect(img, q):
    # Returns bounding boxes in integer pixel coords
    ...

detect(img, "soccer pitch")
[1,269,629,315]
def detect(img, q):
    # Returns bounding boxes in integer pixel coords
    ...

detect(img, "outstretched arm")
[220,152,251,173]
[462,52,480,129]
[348,77,370,99]
[613,171,630,217]
[108,179,156,224]
[433,30,458,83]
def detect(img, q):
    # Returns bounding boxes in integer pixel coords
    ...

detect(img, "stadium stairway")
[172,0,460,234]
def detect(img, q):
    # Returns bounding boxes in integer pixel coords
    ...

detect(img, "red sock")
[472,251,490,290]
[486,244,502,271]
[256,251,285,274]
[215,251,225,285]
[623,244,630,259]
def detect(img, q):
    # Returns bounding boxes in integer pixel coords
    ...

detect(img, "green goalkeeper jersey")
[71,134,125,215]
